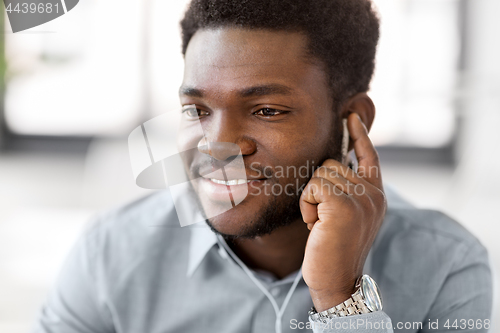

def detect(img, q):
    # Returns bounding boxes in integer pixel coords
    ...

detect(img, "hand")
[299,113,387,312]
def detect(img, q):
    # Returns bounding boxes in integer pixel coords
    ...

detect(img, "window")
[3,0,462,148]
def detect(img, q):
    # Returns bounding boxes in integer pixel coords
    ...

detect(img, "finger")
[317,159,364,185]
[312,164,374,206]
[312,166,357,196]
[299,177,349,224]
[347,113,383,190]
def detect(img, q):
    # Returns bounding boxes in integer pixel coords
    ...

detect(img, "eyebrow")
[179,84,294,98]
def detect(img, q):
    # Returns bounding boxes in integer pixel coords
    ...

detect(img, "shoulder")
[380,185,486,252]
[77,190,189,278]
[371,185,490,282]
[372,186,493,323]
[86,190,179,235]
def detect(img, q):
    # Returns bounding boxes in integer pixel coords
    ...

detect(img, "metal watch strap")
[309,289,372,322]
[308,276,372,322]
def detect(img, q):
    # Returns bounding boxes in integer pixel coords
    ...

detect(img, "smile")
[209,179,252,186]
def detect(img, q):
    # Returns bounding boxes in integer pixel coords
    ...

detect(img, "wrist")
[309,284,357,312]
[308,275,384,322]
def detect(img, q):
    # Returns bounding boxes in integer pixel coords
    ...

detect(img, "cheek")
[258,125,331,178]
[270,117,331,158]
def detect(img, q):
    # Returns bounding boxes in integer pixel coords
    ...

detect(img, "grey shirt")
[33,186,492,333]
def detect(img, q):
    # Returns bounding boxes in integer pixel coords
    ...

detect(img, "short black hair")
[180,0,380,106]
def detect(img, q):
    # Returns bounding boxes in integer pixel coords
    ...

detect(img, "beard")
[204,174,308,241]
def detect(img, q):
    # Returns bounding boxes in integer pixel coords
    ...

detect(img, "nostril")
[197,140,241,161]
[210,142,241,160]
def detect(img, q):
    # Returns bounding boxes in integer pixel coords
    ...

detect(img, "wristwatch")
[309,274,383,322]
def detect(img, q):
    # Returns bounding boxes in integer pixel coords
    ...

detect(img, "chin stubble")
[204,179,305,241]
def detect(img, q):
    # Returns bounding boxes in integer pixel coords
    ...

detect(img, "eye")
[182,106,209,119]
[254,108,288,117]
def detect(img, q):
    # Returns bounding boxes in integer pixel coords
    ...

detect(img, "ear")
[340,93,375,150]
[340,93,375,132]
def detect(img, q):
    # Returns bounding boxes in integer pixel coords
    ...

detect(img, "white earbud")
[341,118,349,165]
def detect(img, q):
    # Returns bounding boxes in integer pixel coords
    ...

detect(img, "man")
[34,0,492,332]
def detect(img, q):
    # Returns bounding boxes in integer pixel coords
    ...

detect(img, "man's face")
[178,28,340,238]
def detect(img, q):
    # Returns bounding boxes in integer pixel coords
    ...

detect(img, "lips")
[197,177,267,205]
[209,178,251,186]
[193,161,269,205]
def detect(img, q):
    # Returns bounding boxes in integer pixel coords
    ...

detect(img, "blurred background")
[0,0,499,331]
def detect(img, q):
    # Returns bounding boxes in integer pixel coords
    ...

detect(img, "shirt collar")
[187,222,218,277]
[185,184,402,278]
[186,220,381,279]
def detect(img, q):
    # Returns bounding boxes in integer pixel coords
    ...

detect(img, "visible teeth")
[210,179,250,185]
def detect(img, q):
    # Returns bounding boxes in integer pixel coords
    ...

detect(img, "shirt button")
[270,287,280,297]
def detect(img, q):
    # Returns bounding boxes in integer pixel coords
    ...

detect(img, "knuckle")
[313,166,330,178]
[369,188,387,212]
[314,167,340,182]
[313,166,327,178]
[322,159,339,167]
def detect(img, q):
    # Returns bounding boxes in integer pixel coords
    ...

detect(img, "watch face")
[361,275,383,311]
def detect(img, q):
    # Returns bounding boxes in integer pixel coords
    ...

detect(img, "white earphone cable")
[217,235,303,333]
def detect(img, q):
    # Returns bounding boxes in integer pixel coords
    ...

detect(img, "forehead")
[182,28,328,95]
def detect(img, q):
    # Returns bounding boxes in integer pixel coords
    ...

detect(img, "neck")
[226,219,310,279]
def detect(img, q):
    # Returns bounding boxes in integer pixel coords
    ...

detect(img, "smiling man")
[178,23,387,311]
[34,1,492,333]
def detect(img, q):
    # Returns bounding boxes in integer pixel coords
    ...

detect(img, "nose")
[197,115,256,160]
[198,139,241,160]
